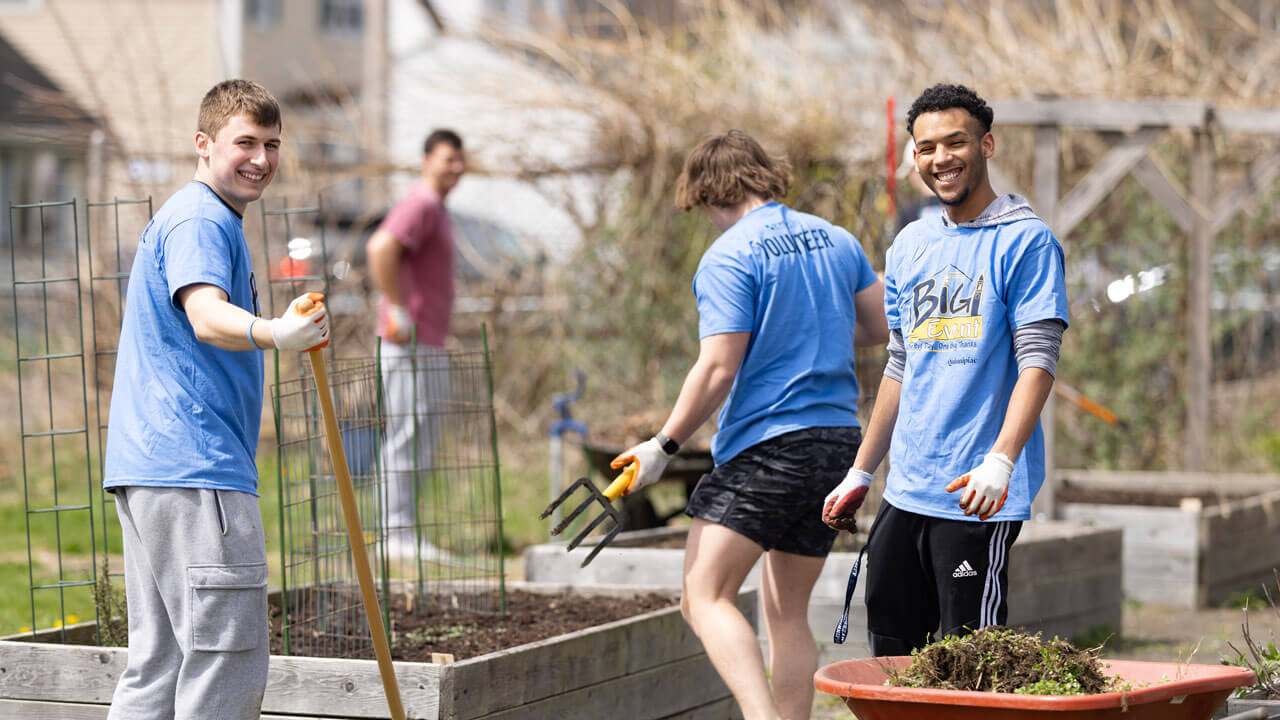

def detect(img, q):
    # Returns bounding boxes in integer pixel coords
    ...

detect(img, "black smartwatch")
[653,432,680,456]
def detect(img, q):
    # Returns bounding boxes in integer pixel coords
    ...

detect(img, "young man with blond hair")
[104,79,328,719]
[612,129,887,720]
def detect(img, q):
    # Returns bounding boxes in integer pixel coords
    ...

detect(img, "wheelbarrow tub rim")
[814,655,1255,713]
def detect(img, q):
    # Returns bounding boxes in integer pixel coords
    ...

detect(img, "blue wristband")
[246,318,262,350]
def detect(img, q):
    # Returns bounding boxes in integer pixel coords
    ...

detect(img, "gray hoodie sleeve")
[1012,319,1066,377]
[884,329,906,383]
[884,320,1062,382]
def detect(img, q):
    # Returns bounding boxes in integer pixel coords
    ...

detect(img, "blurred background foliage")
[478,0,1280,473]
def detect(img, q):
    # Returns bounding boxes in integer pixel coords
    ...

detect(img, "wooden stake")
[307,349,406,720]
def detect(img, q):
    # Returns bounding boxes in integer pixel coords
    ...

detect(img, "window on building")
[245,0,281,28]
[320,0,362,34]
[0,0,43,13]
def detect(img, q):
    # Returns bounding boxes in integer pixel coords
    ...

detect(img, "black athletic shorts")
[684,426,861,557]
[864,500,1023,656]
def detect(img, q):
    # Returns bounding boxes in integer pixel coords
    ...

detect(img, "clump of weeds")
[93,558,128,647]
[888,626,1124,695]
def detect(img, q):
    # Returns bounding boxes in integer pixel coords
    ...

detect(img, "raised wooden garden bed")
[525,520,1122,663]
[1057,470,1280,608]
[0,582,753,719]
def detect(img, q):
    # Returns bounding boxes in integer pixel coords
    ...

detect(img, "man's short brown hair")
[198,79,282,139]
[674,130,791,211]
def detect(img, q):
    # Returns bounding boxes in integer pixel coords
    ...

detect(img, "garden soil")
[269,590,676,662]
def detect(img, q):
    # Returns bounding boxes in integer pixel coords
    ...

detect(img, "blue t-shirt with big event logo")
[882,211,1068,521]
[104,182,264,495]
[694,202,877,465]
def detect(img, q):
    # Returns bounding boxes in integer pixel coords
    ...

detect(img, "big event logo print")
[907,265,984,352]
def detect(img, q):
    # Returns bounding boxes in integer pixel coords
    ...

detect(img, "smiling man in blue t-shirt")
[823,84,1069,656]
[103,80,329,720]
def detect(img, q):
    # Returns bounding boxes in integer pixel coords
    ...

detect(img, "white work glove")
[823,468,872,532]
[384,303,412,344]
[946,452,1014,520]
[270,292,330,352]
[609,438,674,497]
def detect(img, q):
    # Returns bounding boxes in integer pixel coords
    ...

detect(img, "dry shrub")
[478,0,1280,471]
[890,627,1116,695]
[481,1,892,427]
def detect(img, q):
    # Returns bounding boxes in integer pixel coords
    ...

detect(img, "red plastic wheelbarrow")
[814,656,1256,719]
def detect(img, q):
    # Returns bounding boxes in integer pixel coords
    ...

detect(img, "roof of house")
[0,29,99,148]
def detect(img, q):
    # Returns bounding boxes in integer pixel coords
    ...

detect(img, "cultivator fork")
[539,469,635,568]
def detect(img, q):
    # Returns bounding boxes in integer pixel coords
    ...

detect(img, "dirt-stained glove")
[384,303,412,344]
[271,292,330,352]
[609,438,673,497]
[823,468,872,532]
[945,452,1014,520]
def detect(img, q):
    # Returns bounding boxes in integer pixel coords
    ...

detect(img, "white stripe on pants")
[980,520,1013,629]
[109,487,269,720]
[378,341,450,543]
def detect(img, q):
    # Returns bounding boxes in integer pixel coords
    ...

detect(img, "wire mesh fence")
[7,199,99,641]
[274,356,383,658]
[273,343,505,659]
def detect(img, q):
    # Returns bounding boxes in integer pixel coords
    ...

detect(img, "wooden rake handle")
[307,349,407,720]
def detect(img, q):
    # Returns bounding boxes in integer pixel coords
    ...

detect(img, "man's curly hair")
[906,84,994,137]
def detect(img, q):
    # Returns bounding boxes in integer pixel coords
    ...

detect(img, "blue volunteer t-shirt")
[694,202,877,465]
[104,182,264,495]
[882,213,1068,521]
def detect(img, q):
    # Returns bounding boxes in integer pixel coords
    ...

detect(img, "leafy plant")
[1222,570,1280,700]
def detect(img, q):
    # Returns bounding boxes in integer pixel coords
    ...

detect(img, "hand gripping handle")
[291,292,330,352]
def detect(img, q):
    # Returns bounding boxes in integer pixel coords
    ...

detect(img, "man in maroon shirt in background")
[366,129,466,562]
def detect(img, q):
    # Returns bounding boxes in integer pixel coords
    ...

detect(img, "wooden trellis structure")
[975,99,1280,515]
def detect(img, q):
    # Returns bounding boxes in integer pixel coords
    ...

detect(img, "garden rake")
[539,465,636,567]
[294,294,406,720]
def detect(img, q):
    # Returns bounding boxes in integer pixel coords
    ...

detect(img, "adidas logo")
[952,560,978,578]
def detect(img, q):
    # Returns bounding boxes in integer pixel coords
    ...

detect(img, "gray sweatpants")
[109,487,269,720]
[378,341,451,543]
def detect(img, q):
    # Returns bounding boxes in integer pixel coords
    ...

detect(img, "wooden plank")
[0,620,99,645]
[0,699,326,720]
[661,696,741,720]
[1214,107,1280,135]
[449,595,752,718]
[262,654,441,719]
[0,698,108,720]
[1055,128,1162,237]
[0,642,124,704]
[0,642,442,719]
[1130,155,1198,234]
[1188,128,1213,471]
[474,653,730,720]
[992,98,1209,132]
[1210,152,1280,235]
[1009,572,1125,624]
[1059,504,1200,550]
[1057,470,1280,496]
[1033,124,1060,520]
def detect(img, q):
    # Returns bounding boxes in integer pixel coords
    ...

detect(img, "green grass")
[0,438,588,636]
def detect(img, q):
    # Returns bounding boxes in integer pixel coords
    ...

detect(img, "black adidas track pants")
[863,500,1022,656]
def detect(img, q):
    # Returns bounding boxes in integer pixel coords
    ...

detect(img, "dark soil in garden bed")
[269,589,676,662]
